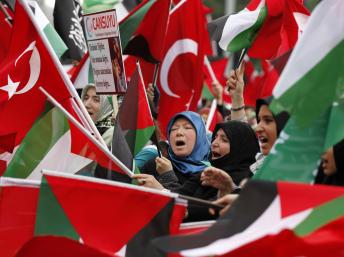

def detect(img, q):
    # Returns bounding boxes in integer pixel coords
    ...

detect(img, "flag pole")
[204,56,218,83]
[39,87,134,177]
[137,61,162,157]
[0,1,12,25]
[19,0,107,148]
[179,194,224,210]
[205,99,217,131]
[234,48,247,70]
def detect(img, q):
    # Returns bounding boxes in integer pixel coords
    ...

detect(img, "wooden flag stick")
[138,61,162,157]
[179,194,224,210]
[234,48,248,70]
[204,56,218,83]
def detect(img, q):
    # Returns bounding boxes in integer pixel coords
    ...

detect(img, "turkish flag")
[0,0,73,151]
[156,0,211,136]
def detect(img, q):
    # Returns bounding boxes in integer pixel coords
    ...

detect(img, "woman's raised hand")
[201,167,235,196]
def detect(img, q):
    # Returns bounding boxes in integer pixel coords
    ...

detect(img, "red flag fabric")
[36,171,186,255]
[0,0,73,150]
[124,0,171,63]
[15,236,115,257]
[243,58,279,107]
[248,0,309,59]
[156,0,211,136]
[220,216,344,257]
[0,178,39,257]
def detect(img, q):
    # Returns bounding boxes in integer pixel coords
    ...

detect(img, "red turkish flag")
[156,0,211,136]
[0,0,73,151]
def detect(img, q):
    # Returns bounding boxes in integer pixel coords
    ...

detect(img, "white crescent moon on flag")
[160,39,198,98]
[14,41,41,95]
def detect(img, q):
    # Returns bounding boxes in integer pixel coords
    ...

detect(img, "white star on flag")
[0,75,20,100]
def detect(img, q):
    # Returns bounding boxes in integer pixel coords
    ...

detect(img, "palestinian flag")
[35,171,186,256]
[123,0,171,63]
[208,0,309,59]
[4,100,129,180]
[0,177,39,257]
[208,0,267,54]
[28,1,68,59]
[271,0,344,127]
[112,67,155,171]
[153,179,344,257]
[118,0,157,50]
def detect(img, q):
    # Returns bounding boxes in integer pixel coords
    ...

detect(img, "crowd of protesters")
[81,62,344,222]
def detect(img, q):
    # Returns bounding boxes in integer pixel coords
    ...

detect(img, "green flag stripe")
[202,83,214,100]
[271,40,344,127]
[324,101,344,150]
[253,110,329,183]
[43,25,68,59]
[35,176,79,239]
[294,195,344,236]
[227,6,267,52]
[134,126,155,155]
[119,0,156,50]
[4,107,69,179]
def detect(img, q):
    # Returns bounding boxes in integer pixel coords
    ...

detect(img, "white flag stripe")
[273,0,344,98]
[27,131,92,180]
[28,1,49,29]
[181,197,311,257]
[219,7,262,51]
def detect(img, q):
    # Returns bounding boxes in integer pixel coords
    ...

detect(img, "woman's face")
[321,147,337,176]
[83,87,100,122]
[256,105,277,156]
[169,117,196,157]
[211,128,230,160]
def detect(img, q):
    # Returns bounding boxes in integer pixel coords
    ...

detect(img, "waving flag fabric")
[0,177,39,257]
[35,171,185,256]
[153,180,344,257]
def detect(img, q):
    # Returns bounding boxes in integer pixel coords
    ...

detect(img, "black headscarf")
[316,139,344,186]
[256,97,290,136]
[209,121,260,185]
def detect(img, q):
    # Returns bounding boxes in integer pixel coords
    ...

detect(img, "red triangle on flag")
[277,181,344,218]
